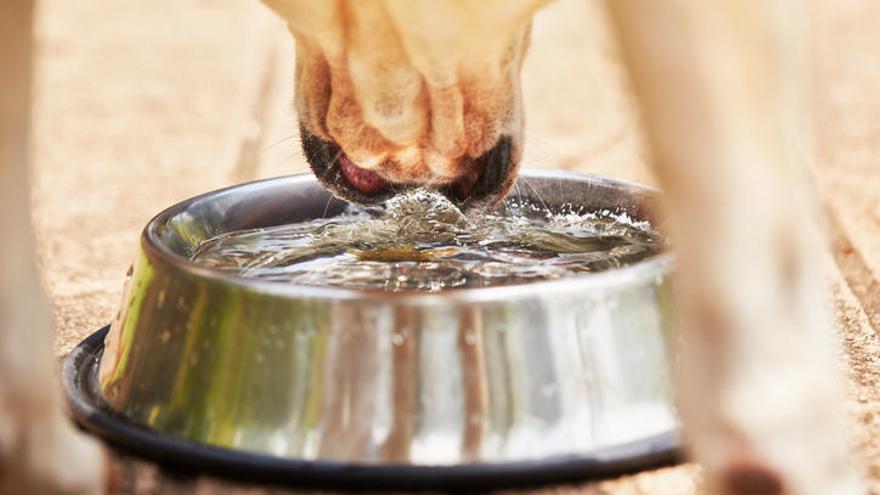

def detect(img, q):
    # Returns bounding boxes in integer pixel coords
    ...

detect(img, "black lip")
[441,135,516,209]
[300,126,399,205]
[300,126,517,209]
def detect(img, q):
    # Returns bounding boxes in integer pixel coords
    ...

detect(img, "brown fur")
[263,0,548,187]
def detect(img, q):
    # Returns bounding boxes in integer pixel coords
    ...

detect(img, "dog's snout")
[301,126,519,209]
[278,0,533,210]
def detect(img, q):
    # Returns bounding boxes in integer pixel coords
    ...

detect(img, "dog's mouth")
[301,127,516,209]
[337,153,389,196]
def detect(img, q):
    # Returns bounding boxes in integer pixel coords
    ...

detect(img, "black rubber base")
[62,326,682,491]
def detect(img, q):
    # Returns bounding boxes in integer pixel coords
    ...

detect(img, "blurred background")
[31,0,879,492]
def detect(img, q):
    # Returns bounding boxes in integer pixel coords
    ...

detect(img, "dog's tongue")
[339,153,388,195]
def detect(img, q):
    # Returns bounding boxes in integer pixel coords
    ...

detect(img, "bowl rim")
[142,168,675,304]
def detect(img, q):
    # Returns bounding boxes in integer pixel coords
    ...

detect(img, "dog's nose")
[300,127,519,209]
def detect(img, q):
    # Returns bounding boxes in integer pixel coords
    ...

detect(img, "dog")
[0,0,862,494]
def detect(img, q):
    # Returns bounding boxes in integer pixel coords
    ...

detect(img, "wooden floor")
[33,0,880,493]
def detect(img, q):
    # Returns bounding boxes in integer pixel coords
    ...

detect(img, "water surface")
[191,190,662,291]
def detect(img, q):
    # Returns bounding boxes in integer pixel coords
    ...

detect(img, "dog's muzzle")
[300,127,517,209]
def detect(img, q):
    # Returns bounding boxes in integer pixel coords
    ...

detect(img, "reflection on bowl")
[97,169,678,467]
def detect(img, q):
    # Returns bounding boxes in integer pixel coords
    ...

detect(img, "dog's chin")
[300,126,517,210]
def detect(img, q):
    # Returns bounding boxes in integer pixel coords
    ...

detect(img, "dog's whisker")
[281,151,301,167]
[521,135,560,162]
[322,149,344,181]
[521,176,549,214]
[322,193,335,218]
[514,180,524,200]
[263,133,298,153]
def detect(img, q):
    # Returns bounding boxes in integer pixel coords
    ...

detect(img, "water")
[190,189,663,291]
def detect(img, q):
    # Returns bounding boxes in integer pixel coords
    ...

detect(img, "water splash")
[191,189,662,291]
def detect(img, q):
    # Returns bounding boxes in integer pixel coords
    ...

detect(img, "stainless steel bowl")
[69,169,679,486]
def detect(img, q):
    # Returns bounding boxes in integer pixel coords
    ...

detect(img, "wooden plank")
[812,0,880,285]
[32,0,284,356]
[810,0,880,490]
[827,221,880,494]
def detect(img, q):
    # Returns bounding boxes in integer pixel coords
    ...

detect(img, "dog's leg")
[0,1,106,493]
[604,1,860,494]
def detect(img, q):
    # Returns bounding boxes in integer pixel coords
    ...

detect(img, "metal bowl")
[66,169,679,488]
